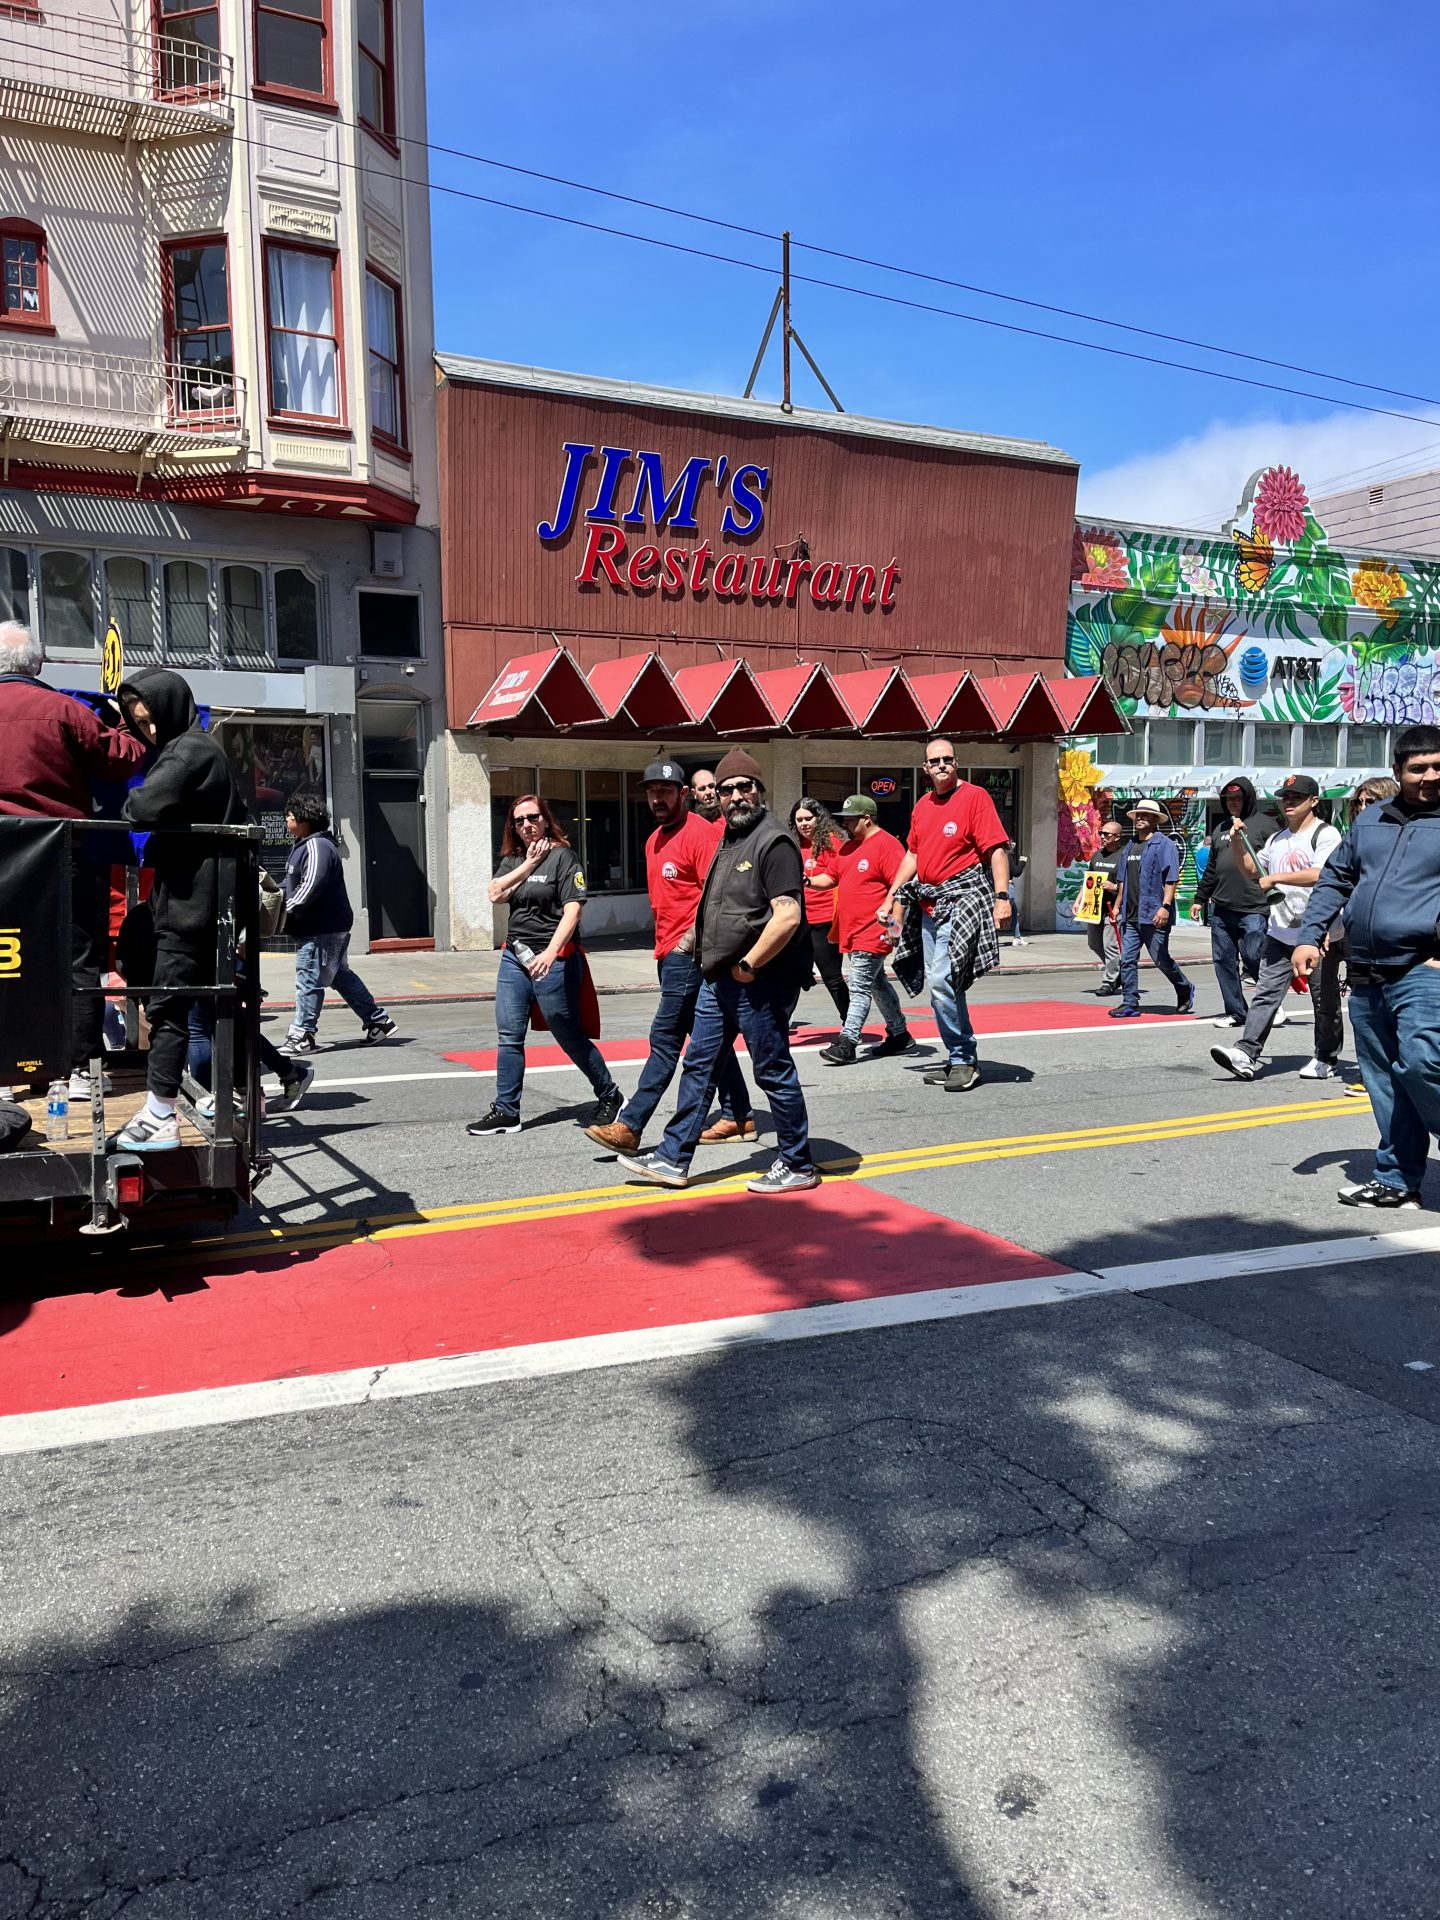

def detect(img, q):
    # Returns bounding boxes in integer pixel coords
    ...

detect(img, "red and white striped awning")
[465,647,1123,740]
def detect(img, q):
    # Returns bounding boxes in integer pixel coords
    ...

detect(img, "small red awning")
[756,663,852,733]
[586,654,692,731]
[466,648,605,730]
[672,660,779,733]
[907,669,1001,737]
[974,673,1067,739]
[1049,675,1130,736]
[832,667,929,736]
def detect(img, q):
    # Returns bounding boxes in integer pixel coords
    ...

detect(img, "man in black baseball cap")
[586,758,752,1154]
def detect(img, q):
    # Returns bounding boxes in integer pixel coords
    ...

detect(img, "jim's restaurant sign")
[537,441,899,612]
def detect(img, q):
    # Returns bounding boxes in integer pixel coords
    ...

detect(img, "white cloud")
[1077,410,1440,530]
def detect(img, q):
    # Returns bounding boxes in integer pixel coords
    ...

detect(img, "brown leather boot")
[699,1117,759,1144]
[585,1119,641,1151]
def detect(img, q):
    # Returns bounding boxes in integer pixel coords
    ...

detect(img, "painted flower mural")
[1179,550,1220,595]
[1351,559,1407,627]
[1251,465,1310,545]
[1072,526,1130,590]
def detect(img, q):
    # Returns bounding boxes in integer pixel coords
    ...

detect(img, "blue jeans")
[1348,963,1440,1193]
[922,911,976,1066]
[289,933,382,1038]
[1120,922,1194,1009]
[841,950,907,1046]
[188,993,289,1087]
[621,949,751,1135]
[493,947,621,1120]
[659,972,813,1175]
[1209,906,1266,1023]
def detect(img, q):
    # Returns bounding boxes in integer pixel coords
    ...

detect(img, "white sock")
[146,1095,176,1121]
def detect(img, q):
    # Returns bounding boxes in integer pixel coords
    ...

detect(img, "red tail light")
[116,1173,146,1207]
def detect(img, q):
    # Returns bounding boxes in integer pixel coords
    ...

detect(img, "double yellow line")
[175,1092,1360,1266]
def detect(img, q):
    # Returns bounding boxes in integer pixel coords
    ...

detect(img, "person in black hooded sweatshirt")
[113,668,241,1150]
[1191,775,1276,1029]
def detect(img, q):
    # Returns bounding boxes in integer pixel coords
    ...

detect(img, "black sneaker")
[1338,1180,1422,1210]
[364,1012,397,1042]
[466,1105,521,1137]
[282,1031,319,1056]
[818,1036,858,1065]
[590,1094,622,1129]
[867,1030,914,1057]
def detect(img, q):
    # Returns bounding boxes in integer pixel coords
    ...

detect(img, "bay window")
[254,0,331,102]
[365,268,405,449]
[358,0,395,138]
[265,243,342,423]
[154,1,222,97]
[163,239,233,418]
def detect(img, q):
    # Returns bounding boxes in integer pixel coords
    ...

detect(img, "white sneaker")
[1211,1016,1242,1029]
[1271,1006,1290,1028]
[1210,1044,1257,1081]
[1298,1058,1334,1080]
[68,1070,113,1100]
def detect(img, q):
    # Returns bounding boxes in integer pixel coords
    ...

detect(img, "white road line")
[2,1223,1435,1457]
[314,1018,1207,1088]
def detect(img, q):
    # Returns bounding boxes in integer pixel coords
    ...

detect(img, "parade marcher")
[1109,799,1196,1019]
[818,796,912,1066]
[585,758,753,1153]
[617,747,819,1194]
[1192,776,1270,1030]
[1338,777,1399,1097]
[113,667,242,1150]
[281,793,396,1054]
[0,620,146,1099]
[1293,732,1440,1207]
[878,737,1010,1092]
[1210,774,1341,1080]
[1084,819,1125,996]
[467,793,623,1137]
[689,767,721,825]
[791,795,850,1023]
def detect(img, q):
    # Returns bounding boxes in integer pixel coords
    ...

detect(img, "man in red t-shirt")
[819,795,913,1066]
[586,758,752,1153]
[878,737,1011,1091]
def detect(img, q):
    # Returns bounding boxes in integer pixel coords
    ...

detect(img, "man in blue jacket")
[1293,725,1440,1209]
[1109,798,1196,1018]
[281,793,396,1054]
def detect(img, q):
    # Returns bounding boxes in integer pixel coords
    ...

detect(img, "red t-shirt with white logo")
[906,784,1008,885]
[801,844,842,924]
[646,811,724,959]
[834,828,905,954]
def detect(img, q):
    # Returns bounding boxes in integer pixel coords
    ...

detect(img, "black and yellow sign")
[102,619,124,696]
[0,819,71,1081]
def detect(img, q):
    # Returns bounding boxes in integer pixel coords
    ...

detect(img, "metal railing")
[0,337,248,446]
[0,13,233,126]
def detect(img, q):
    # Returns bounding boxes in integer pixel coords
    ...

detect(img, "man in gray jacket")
[1293,725,1440,1209]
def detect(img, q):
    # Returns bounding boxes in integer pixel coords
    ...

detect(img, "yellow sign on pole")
[1073,866,1107,925]
[102,619,123,696]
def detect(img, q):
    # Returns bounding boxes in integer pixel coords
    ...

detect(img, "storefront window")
[490,766,538,864]
[801,766,858,811]
[164,559,212,665]
[40,549,96,651]
[582,771,626,892]
[105,556,157,662]
[626,776,652,891]
[1105,727,1144,766]
[1301,724,1339,765]
[275,567,322,661]
[538,768,580,853]
[360,699,422,771]
[858,765,915,840]
[221,564,267,665]
[215,719,327,879]
[1254,724,1291,766]
[1344,725,1390,768]
[1146,718,1197,764]
[1201,720,1243,767]
[0,546,31,628]
[969,767,1018,841]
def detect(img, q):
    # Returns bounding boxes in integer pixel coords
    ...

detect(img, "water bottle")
[45,1079,69,1143]
[510,938,537,970]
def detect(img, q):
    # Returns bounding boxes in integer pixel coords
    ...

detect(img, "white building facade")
[0,0,446,946]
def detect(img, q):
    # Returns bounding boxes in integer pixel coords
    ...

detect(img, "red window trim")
[364,261,408,457]
[262,237,348,430]
[357,0,396,143]
[252,0,335,109]
[160,232,234,423]
[151,0,224,104]
[0,2,43,17]
[0,218,52,333]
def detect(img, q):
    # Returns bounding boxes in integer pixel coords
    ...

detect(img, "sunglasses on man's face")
[718,779,757,797]
[925,755,956,768]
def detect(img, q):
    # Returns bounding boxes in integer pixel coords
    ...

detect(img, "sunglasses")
[513,811,543,825]
[718,778,757,797]
[925,755,956,768]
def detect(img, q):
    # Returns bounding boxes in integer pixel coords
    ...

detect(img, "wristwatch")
[736,958,755,976]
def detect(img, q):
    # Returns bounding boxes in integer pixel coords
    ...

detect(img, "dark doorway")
[360,701,430,940]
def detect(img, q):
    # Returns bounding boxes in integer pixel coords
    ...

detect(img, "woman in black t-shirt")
[466,794,623,1137]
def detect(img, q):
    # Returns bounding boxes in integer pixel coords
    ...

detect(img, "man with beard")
[585,759,753,1153]
[689,767,721,824]
[617,747,818,1194]
[1293,726,1440,1209]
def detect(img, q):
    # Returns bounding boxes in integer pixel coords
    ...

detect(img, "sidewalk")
[260,927,1217,1009]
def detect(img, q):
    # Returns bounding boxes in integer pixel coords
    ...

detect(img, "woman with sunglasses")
[790,796,850,1024]
[466,794,623,1137]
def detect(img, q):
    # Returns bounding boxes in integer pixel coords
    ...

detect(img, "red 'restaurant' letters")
[576,525,897,609]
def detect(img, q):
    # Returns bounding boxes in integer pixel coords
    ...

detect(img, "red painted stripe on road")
[0,1187,1069,1418]
[443,1000,1189,1072]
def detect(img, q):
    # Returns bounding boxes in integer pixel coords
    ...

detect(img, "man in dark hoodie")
[1192,777,1272,1029]
[114,668,241,1150]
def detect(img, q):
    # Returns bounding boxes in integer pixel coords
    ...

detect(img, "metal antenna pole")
[781,230,793,414]
[742,226,843,412]
[743,287,783,400]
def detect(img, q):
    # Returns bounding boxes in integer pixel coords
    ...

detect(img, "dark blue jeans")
[620,949,750,1136]
[1348,962,1440,1193]
[493,947,621,1120]
[188,987,289,1088]
[1209,905,1266,1022]
[1120,922,1194,1009]
[658,972,813,1175]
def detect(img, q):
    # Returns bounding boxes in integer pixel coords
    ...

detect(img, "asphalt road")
[3,962,1439,1919]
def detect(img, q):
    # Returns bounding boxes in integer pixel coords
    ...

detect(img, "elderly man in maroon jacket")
[0,620,147,1094]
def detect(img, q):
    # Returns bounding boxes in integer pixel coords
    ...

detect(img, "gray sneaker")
[616,1149,689,1189]
[924,1062,981,1091]
[747,1158,821,1195]
[109,1107,181,1152]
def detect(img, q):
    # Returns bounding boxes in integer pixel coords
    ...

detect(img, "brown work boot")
[699,1117,759,1144]
[585,1119,641,1152]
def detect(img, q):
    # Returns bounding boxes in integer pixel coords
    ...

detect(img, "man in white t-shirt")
[1211,774,1342,1082]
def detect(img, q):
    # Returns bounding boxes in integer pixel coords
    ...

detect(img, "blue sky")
[425,0,1440,525]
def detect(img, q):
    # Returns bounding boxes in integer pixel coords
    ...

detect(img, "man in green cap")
[820,794,913,1066]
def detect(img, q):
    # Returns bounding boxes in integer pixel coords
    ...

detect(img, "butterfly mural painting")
[1234,530,1275,595]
